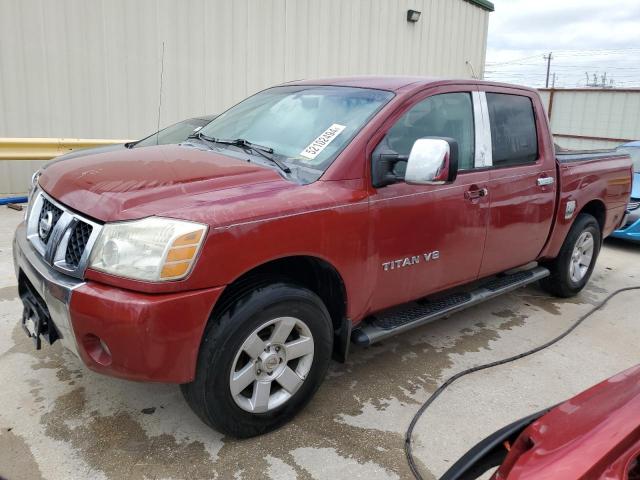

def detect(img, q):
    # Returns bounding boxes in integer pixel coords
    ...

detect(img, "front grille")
[65,221,93,268]
[26,189,102,278]
[38,198,63,243]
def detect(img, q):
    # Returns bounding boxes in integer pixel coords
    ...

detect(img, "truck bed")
[556,150,624,163]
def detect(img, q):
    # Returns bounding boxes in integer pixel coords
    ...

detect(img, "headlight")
[89,217,207,281]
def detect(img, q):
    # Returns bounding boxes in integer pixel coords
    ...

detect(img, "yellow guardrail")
[0,138,133,160]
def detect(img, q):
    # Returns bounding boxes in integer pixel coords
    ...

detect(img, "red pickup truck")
[14,77,632,437]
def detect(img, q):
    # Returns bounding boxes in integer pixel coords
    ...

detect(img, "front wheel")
[540,213,601,298]
[181,283,333,438]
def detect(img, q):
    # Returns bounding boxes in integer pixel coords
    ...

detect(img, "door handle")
[465,187,488,200]
[537,176,555,187]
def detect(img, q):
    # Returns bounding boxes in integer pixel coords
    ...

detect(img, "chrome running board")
[351,267,550,346]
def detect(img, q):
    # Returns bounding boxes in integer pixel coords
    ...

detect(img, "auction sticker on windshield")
[300,124,346,160]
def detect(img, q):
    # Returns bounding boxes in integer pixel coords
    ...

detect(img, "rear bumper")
[13,221,224,383]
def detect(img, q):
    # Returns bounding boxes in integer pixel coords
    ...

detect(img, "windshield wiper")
[187,131,218,143]
[187,133,290,174]
[214,137,272,153]
[213,138,291,174]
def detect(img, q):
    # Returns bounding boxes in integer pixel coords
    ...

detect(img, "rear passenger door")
[478,88,557,277]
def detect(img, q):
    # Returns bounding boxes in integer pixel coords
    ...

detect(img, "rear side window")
[486,93,538,167]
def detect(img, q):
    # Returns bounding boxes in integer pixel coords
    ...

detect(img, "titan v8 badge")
[382,251,440,271]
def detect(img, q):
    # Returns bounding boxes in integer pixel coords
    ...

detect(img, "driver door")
[367,87,491,313]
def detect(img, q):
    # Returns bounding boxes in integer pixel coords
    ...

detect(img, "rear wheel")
[181,283,333,438]
[540,213,601,298]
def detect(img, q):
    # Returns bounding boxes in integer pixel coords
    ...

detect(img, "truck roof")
[285,76,537,94]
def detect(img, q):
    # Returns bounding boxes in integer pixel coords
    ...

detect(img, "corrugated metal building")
[539,88,640,150]
[0,0,493,140]
[0,0,493,194]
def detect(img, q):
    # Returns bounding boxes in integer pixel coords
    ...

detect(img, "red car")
[13,77,632,437]
[442,365,640,479]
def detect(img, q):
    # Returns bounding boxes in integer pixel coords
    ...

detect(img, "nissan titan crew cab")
[14,77,633,437]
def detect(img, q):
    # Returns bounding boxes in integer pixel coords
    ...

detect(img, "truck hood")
[38,144,287,222]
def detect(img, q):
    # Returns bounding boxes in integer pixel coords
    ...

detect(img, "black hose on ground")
[404,286,640,480]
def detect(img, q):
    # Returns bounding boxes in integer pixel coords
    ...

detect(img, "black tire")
[181,282,333,438]
[540,213,601,298]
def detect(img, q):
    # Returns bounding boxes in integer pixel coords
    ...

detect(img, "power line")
[485,53,543,66]
[485,70,640,76]
[487,63,640,71]
[487,48,640,65]
[485,47,640,88]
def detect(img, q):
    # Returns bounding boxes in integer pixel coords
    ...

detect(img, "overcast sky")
[484,0,640,88]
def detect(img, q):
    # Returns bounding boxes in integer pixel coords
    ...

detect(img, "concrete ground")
[1,205,639,480]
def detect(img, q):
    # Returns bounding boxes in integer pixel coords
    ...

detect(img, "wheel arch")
[578,199,606,236]
[210,255,351,362]
[541,197,608,261]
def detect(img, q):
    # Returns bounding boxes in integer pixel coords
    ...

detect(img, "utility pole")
[552,72,556,88]
[544,52,553,88]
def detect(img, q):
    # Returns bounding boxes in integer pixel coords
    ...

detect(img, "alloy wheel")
[569,231,594,283]
[229,316,315,413]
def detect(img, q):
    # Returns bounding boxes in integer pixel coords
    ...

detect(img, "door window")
[382,92,476,171]
[486,93,538,167]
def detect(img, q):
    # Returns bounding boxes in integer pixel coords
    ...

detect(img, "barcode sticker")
[300,124,346,160]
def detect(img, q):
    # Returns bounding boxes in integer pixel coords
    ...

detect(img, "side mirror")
[405,138,459,185]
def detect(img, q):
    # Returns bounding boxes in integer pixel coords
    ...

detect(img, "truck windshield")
[199,85,393,181]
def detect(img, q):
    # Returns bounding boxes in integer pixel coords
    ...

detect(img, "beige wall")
[0,159,46,195]
[0,0,489,140]
[539,89,640,150]
[0,0,490,194]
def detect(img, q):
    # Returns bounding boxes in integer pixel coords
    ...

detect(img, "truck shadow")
[603,237,640,254]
